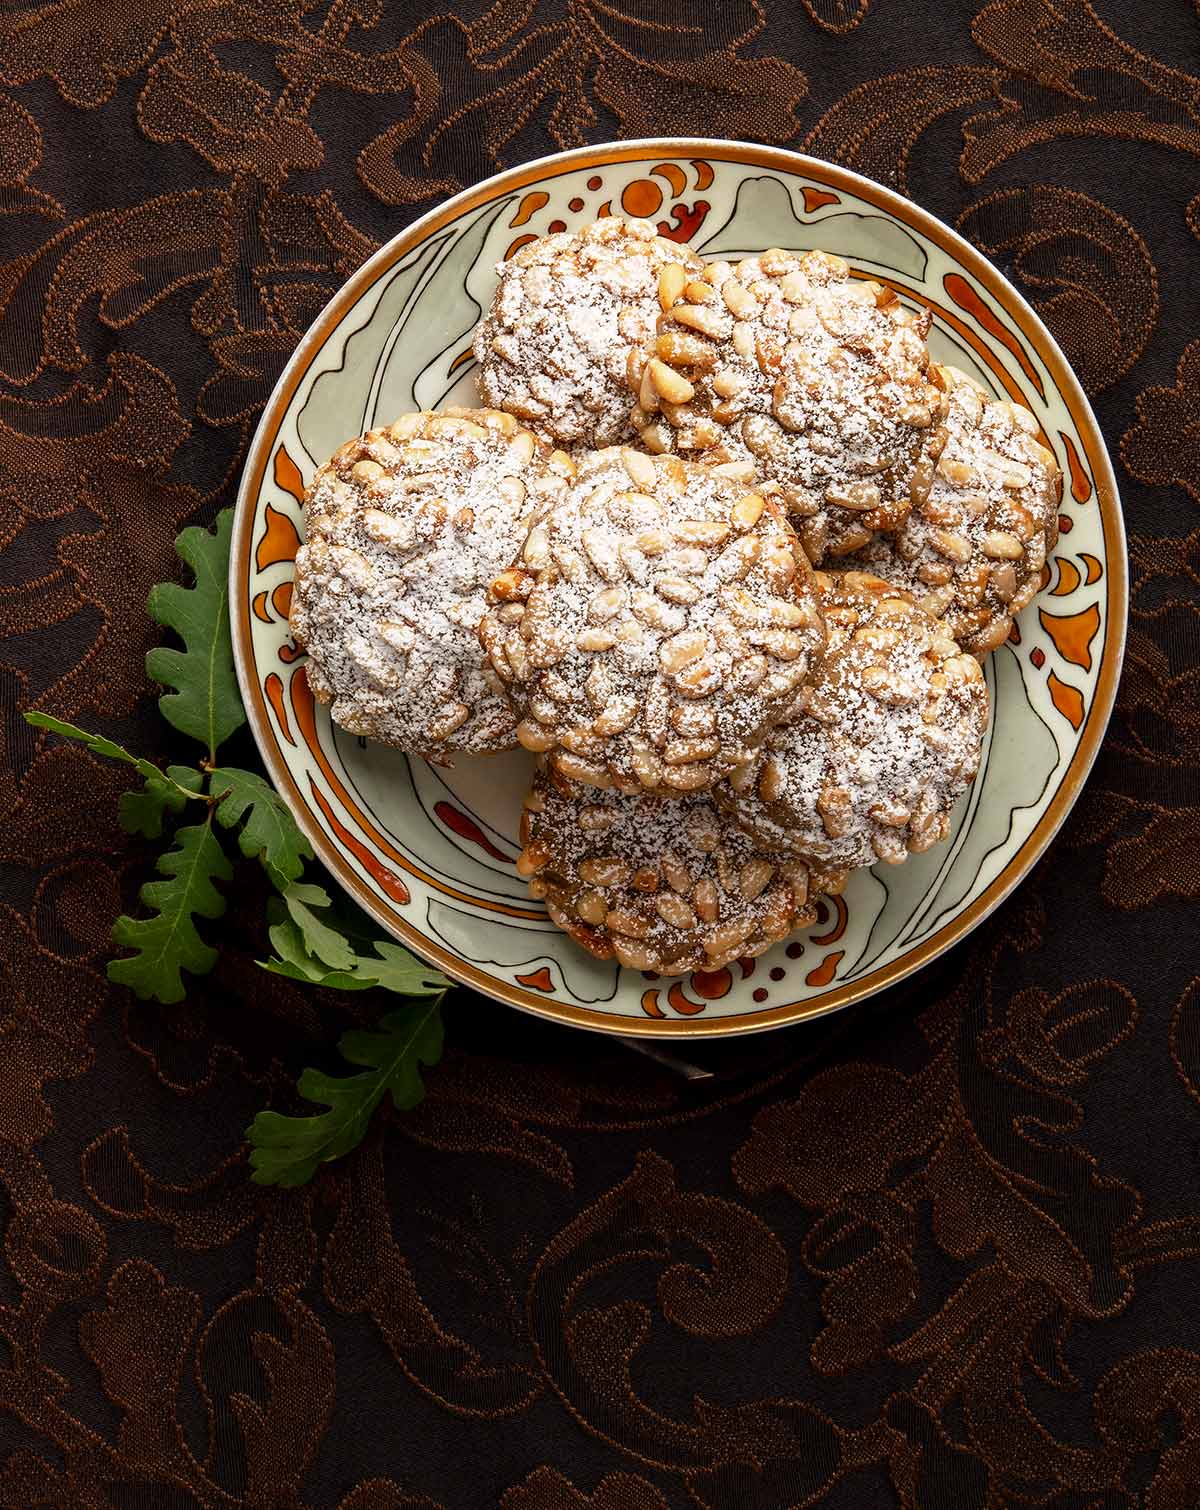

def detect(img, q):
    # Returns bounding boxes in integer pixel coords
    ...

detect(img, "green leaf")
[24,713,206,839]
[108,817,233,1004]
[261,917,375,990]
[146,508,245,761]
[120,766,206,839]
[24,713,203,814]
[246,997,445,1186]
[342,940,450,996]
[260,885,450,995]
[209,766,313,885]
[280,881,358,971]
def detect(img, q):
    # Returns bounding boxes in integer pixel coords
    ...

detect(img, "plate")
[230,140,1126,1037]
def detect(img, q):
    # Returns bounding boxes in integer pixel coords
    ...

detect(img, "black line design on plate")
[698,174,928,280]
[327,724,531,908]
[294,232,452,470]
[424,898,621,1005]
[368,198,514,425]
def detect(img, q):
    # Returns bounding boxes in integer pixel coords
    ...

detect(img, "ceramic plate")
[230,140,1126,1037]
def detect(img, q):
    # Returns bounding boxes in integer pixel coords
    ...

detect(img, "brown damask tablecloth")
[3,3,1200,1506]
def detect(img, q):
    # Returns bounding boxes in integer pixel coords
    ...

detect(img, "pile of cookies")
[291,217,1061,976]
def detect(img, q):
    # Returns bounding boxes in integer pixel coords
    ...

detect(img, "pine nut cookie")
[720,570,989,869]
[626,248,948,564]
[290,408,575,760]
[478,446,826,795]
[518,764,848,974]
[854,365,1061,656]
[474,218,704,448]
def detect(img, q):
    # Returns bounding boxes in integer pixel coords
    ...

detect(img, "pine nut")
[655,329,716,367]
[674,519,730,546]
[722,280,756,319]
[600,907,649,943]
[981,530,1023,559]
[704,918,755,956]
[658,630,708,672]
[931,529,973,563]
[731,654,768,692]
[730,493,765,531]
[578,857,630,887]
[740,859,775,901]
[632,589,685,632]
[576,626,617,652]
[629,744,663,788]
[656,575,702,604]
[612,937,656,970]
[712,366,747,398]
[574,890,609,925]
[692,877,720,922]
[428,702,470,740]
[516,842,549,877]
[658,262,688,312]
[581,527,622,581]
[553,753,612,787]
[653,892,695,931]
[638,361,658,414]
[662,762,713,790]
[937,457,976,487]
[670,702,716,736]
[899,402,933,427]
[588,586,625,622]
[989,562,1018,602]
[673,659,721,697]
[491,568,530,601]
[664,736,719,764]
[647,359,695,405]
[621,447,658,489]
[669,303,729,339]
[593,700,637,736]
[758,756,784,801]
[516,719,556,752]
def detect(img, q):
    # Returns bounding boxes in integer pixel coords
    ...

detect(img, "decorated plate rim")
[230,137,1128,1038]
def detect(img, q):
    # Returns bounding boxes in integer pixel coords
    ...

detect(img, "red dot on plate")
[752,988,768,1003]
[769,967,786,981]
[1058,514,1073,533]
[548,219,567,233]
[587,176,603,191]
[786,942,804,959]
[568,197,583,212]
[642,971,659,981]
[1030,647,1046,668]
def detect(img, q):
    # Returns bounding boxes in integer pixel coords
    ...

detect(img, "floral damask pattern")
[1,2,1198,1505]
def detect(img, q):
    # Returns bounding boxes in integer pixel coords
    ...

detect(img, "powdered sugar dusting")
[720,570,989,869]
[475,218,701,448]
[478,447,826,794]
[856,364,1061,655]
[629,248,946,563]
[520,765,847,975]
[290,410,569,757]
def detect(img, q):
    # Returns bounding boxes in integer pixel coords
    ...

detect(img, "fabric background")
[2,2,1199,1505]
